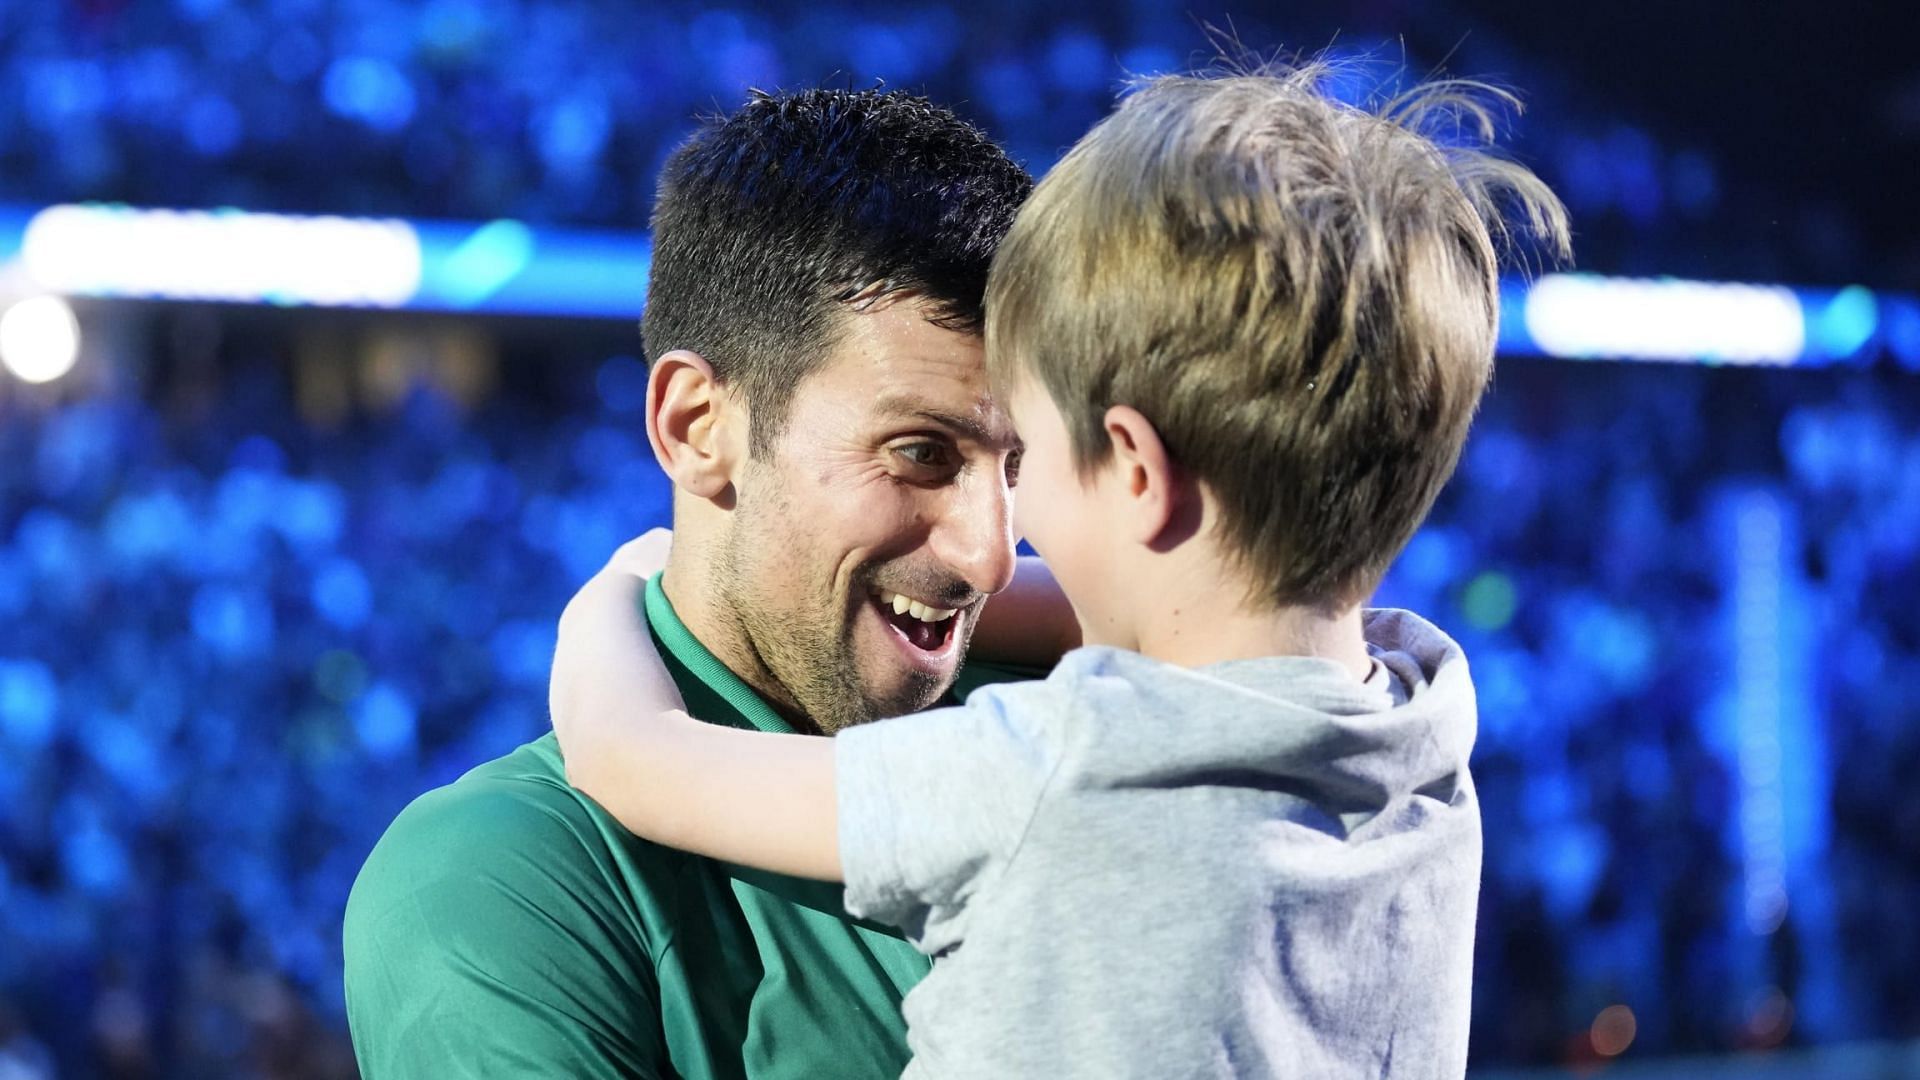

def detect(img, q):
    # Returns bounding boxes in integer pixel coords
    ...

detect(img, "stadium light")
[0,295,81,384]
[20,204,421,308]
[1,202,1915,369]
[1522,274,1806,366]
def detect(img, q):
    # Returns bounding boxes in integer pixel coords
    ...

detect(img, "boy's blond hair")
[986,61,1571,611]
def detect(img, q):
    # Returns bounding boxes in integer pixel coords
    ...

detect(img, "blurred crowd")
[1,341,668,1076]
[1408,362,1920,1064]
[1,336,1916,1076]
[1,0,1906,285]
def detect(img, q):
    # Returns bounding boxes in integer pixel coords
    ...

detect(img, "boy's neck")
[1136,600,1372,680]
[1115,549,1373,680]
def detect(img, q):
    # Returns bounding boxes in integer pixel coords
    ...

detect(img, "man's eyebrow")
[912,409,1003,445]
[874,398,1019,448]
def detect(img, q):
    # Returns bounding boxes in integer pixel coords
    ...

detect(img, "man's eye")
[1005,449,1024,488]
[894,441,957,472]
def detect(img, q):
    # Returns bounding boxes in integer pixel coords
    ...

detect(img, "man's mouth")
[871,588,960,653]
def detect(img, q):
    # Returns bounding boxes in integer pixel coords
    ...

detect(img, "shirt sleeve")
[834,678,1065,953]
[342,777,670,1079]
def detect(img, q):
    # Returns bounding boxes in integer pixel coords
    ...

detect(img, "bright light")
[0,296,81,384]
[21,203,422,308]
[1524,273,1806,365]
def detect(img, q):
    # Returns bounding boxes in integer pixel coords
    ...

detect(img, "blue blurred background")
[1,2,1917,1077]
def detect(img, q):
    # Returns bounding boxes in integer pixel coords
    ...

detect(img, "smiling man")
[653,300,1015,734]
[342,89,1032,1079]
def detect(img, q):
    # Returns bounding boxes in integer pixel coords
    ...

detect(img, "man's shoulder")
[364,734,582,867]
[342,734,684,1076]
[346,733,681,936]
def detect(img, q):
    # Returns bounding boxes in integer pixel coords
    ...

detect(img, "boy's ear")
[646,350,746,503]
[1101,405,1194,549]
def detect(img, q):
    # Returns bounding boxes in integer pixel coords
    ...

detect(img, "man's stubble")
[710,476,951,735]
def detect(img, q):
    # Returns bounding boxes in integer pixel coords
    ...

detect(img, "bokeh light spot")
[354,682,418,759]
[1462,571,1518,631]
[313,558,373,630]
[0,296,82,384]
[315,650,370,705]
[0,659,59,749]
[1590,1003,1637,1057]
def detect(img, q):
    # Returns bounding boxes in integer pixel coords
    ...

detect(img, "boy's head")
[987,64,1570,623]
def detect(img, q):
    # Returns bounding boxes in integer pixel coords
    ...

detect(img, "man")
[342,88,1032,1078]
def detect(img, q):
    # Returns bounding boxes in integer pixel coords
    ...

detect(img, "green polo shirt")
[344,575,1032,1079]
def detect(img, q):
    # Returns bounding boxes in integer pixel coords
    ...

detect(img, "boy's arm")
[551,532,843,882]
[967,555,1081,666]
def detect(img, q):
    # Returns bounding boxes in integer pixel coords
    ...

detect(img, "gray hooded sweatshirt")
[836,608,1480,1079]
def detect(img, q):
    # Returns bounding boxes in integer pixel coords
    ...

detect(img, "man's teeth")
[878,590,957,623]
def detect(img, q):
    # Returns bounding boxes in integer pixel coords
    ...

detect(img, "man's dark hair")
[642,88,1033,454]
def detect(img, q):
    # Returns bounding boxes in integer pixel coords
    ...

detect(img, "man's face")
[714,298,1021,733]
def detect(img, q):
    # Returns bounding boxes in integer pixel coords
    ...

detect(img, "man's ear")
[646,350,745,503]
[1101,405,1196,549]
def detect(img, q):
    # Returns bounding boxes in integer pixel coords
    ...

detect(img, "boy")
[552,62,1569,1077]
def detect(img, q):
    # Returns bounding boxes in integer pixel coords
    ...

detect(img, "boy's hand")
[551,529,687,781]
[604,527,673,582]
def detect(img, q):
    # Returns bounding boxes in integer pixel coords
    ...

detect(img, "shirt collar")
[643,572,799,735]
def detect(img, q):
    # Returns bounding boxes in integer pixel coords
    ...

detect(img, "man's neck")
[657,551,815,729]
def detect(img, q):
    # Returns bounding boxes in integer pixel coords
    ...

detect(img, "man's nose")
[930,472,1017,598]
